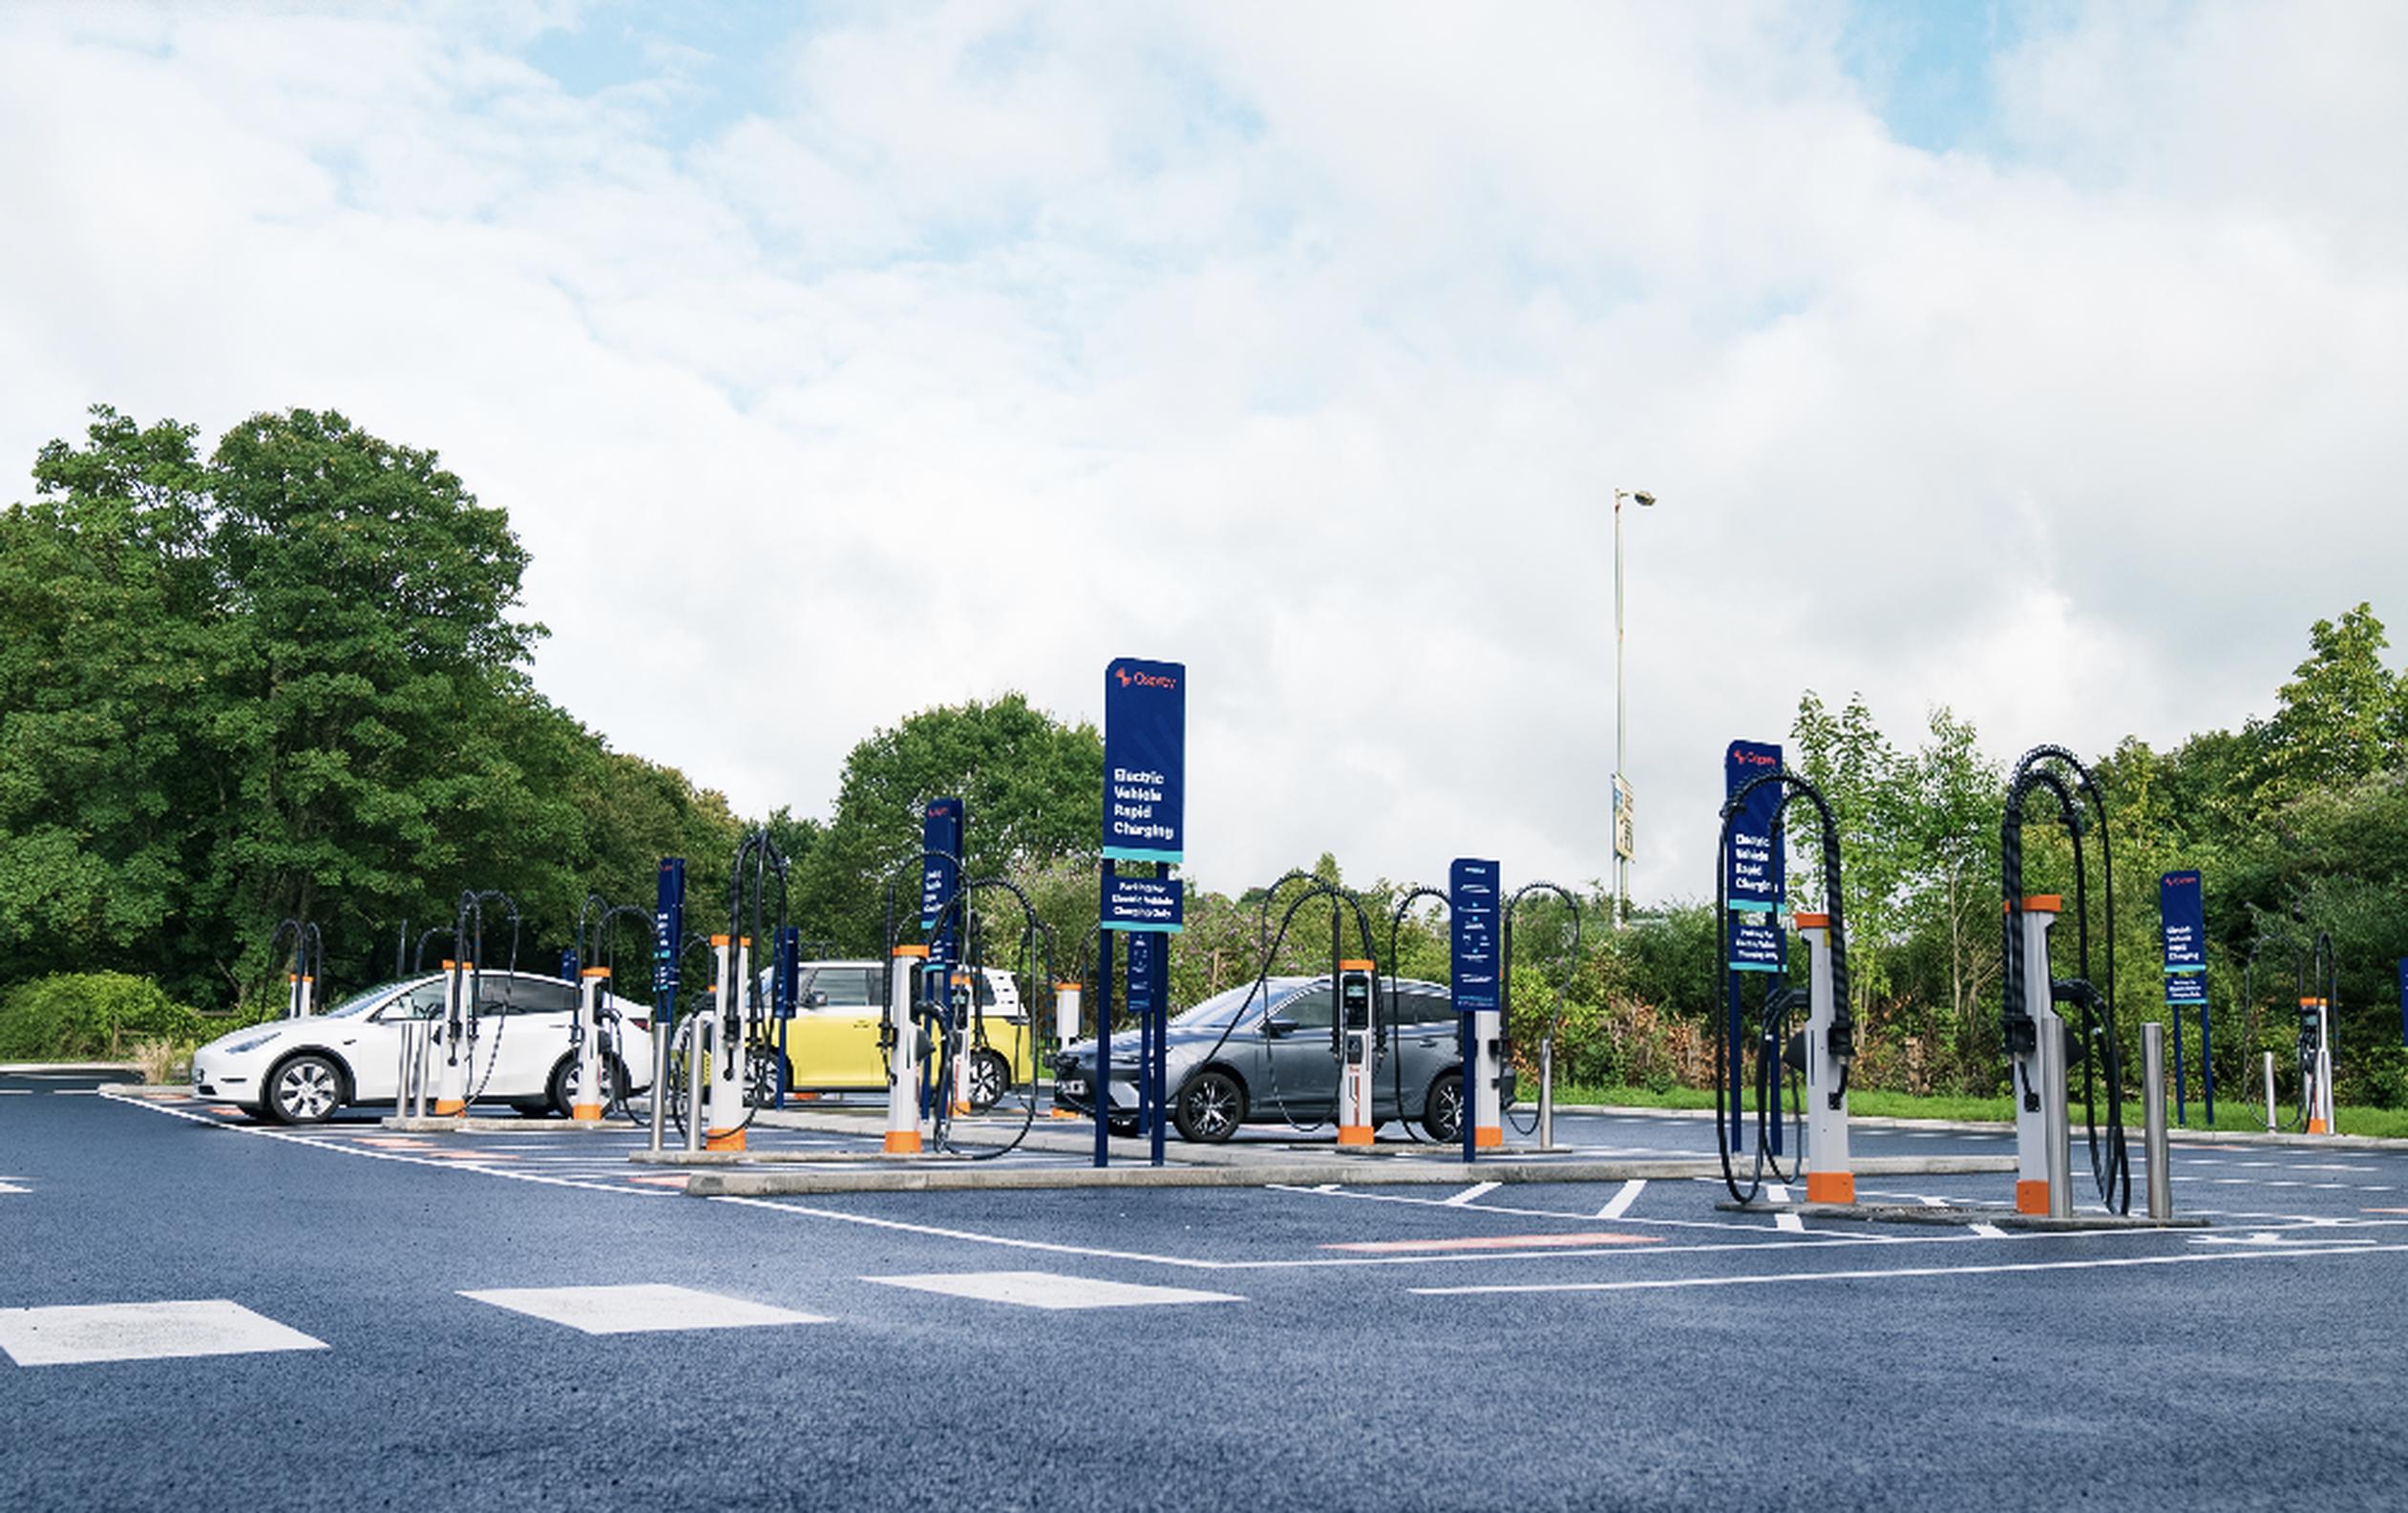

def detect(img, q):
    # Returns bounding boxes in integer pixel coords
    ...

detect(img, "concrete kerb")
[1717,1198,2207,1230]
[678,1152,2014,1195]
[380,1115,623,1134]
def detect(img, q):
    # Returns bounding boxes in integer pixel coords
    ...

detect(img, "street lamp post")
[1613,488,1655,928]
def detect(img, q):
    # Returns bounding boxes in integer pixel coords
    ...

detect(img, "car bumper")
[189,1050,261,1101]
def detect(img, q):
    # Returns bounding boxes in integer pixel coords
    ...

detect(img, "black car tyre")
[965,1050,1010,1112]
[1423,1071,1464,1144]
[549,1054,623,1117]
[1172,1070,1246,1144]
[266,1054,345,1124]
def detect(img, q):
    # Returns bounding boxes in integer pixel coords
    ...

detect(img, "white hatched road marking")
[1595,1180,1646,1220]
[1411,1242,2408,1295]
[460,1284,828,1334]
[1969,1224,2008,1238]
[1443,1182,1501,1207]
[864,1271,1241,1311]
[0,1300,327,1366]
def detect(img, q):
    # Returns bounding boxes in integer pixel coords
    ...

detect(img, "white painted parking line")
[460,1284,828,1335]
[1969,1224,2007,1238]
[1596,1180,1646,1220]
[0,1300,327,1366]
[1775,1211,1806,1233]
[1410,1241,2408,1295]
[1443,1182,1501,1207]
[864,1271,1242,1311]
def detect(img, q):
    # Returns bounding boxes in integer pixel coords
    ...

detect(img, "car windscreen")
[1171,982,1281,1028]
[322,981,413,1018]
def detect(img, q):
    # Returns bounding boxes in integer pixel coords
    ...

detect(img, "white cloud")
[2,0,2401,912]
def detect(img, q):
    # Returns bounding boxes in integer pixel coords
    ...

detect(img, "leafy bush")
[0,973,208,1060]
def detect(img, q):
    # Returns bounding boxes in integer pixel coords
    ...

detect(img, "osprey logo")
[1115,666,1130,687]
[1116,664,1177,690]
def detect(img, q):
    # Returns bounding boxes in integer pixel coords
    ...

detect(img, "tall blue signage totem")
[1098,658,1186,1169]
[2161,869,2210,1123]
[1723,740,1785,1152]
[1449,858,1501,1164]
[920,797,964,971]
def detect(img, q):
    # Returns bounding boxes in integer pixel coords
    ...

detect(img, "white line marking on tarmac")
[1969,1224,2008,1238]
[1410,1242,2408,1295]
[864,1271,1242,1311]
[97,1094,677,1200]
[1443,1182,1501,1207]
[460,1284,827,1334]
[1596,1180,1646,1220]
[0,1300,327,1366]
[1775,1211,1807,1233]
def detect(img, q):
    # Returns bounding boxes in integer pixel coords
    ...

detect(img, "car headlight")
[215,1031,281,1056]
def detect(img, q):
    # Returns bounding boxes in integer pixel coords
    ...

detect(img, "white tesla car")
[190,972,648,1124]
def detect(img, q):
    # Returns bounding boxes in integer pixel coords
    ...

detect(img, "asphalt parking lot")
[6,1069,2407,1511]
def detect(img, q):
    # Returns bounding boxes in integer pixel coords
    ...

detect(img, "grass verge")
[1545,1082,2408,1138]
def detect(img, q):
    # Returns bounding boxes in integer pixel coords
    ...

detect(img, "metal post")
[2143,1021,2172,1220]
[2039,1009,2072,1219]
[1095,926,1113,1168]
[2173,1011,2187,1127]
[2264,1050,2277,1131]
[2201,998,2215,1124]
[1613,492,1625,928]
[683,1017,708,1154]
[647,1019,670,1153]
[1536,1040,1554,1152]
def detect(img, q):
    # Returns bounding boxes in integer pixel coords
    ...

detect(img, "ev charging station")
[1998,745,2131,1218]
[572,966,610,1120]
[2299,932,2338,1133]
[1791,910,1852,1204]
[270,918,323,1019]
[698,933,751,1151]
[1714,757,1857,1207]
[2007,895,2074,1216]
[884,943,930,1153]
[1334,959,1378,1146]
[1450,859,1504,1156]
[1049,978,1083,1118]
[2299,996,2336,1133]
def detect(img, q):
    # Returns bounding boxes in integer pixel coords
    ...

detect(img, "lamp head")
[1633,491,1657,508]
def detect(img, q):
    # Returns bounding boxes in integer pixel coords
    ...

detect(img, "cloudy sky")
[4,1,2402,902]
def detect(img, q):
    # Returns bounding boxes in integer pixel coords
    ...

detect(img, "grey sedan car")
[1052,975,1474,1143]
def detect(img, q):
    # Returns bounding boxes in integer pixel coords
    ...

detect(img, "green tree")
[2254,603,2402,799]
[792,694,1103,954]
[0,410,220,994]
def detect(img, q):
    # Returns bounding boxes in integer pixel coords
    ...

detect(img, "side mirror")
[803,990,828,1010]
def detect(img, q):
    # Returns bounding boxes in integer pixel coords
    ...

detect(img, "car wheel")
[1172,1070,1245,1144]
[548,1054,620,1116]
[1423,1071,1464,1144]
[266,1054,345,1124]
[745,1045,780,1107]
[965,1050,1010,1112]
